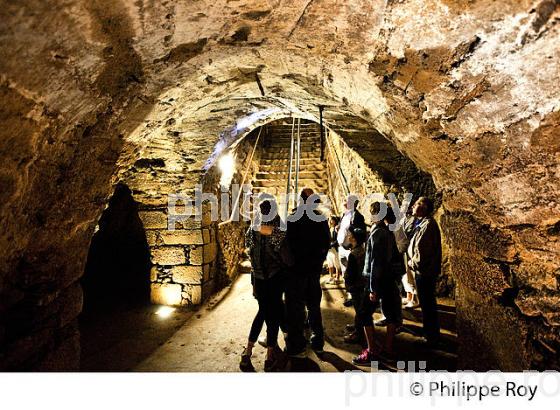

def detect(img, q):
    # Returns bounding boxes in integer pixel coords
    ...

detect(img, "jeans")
[415,273,440,342]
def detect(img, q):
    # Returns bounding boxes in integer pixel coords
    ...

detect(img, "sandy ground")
[130,274,457,372]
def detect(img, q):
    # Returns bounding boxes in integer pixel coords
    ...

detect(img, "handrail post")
[319,106,325,162]
[285,117,296,220]
[295,118,301,200]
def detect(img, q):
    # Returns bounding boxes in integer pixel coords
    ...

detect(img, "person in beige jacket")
[407,197,442,346]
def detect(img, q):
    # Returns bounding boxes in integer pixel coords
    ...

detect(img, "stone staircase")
[252,120,328,199]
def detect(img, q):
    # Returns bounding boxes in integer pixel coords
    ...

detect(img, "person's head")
[344,194,359,211]
[412,197,434,218]
[370,201,381,217]
[329,215,340,228]
[300,187,314,202]
[349,226,366,247]
[384,204,396,225]
[259,199,272,216]
[258,195,278,220]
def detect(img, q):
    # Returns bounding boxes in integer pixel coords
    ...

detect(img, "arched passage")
[0,0,558,372]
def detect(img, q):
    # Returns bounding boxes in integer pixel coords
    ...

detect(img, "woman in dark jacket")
[353,202,403,365]
[342,226,367,345]
[240,198,287,372]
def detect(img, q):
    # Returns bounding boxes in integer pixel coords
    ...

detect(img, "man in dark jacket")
[285,188,330,355]
[407,197,442,346]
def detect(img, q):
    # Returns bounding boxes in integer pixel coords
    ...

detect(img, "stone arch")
[0,0,558,371]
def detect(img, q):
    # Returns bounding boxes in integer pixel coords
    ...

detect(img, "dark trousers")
[285,267,324,353]
[253,274,285,348]
[415,273,440,342]
[350,289,364,330]
[248,309,265,343]
[248,299,287,343]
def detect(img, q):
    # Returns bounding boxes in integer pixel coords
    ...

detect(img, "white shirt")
[337,210,353,244]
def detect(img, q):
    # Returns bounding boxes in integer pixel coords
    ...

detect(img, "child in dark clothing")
[343,226,367,345]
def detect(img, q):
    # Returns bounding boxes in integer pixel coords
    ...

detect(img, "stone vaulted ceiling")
[0,0,559,370]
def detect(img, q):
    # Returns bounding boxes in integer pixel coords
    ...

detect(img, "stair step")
[259,158,325,167]
[256,171,327,179]
[267,135,321,141]
[262,145,321,152]
[253,179,328,188]
[264,141,321,148]
[259,161,325,166]
[261,152,320,159]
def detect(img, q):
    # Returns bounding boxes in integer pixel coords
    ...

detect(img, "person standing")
[398,214,419,309]
[353,202,403,365]
[407,197,442,347]
[285,188,330,355]
[326,215,342,285]
[342,226,367,345]
[242,198,288,371]
[337,194,366,274]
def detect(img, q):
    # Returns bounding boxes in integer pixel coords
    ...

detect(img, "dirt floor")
[122,273,458,372]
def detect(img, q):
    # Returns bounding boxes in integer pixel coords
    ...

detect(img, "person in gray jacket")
[407,196,442,347]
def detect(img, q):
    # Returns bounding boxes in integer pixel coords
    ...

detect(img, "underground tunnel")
[0,0,558,373]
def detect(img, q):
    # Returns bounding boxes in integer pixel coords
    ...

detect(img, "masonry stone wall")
[136,201,215,306]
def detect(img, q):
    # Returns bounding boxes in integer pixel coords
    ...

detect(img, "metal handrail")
[294,118,301,199]
[285,117,296,219]
[220,126,263,225]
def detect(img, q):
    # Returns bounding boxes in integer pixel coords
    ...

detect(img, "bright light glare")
[219,152,235,188]
[155,306,175,319]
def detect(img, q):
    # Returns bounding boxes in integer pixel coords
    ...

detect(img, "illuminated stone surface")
[0,0,558,370]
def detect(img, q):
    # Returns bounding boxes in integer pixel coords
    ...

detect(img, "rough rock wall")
[215,129,262,288]
[326,128,454,295]
[0,0,558,370]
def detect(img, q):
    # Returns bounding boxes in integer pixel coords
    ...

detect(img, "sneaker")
[345,324,355,332]
[343,299,353,307]
[257,335,267,348]
[310,334,324,354]
[239,350,255,372]
[343,331,363,344]
[374,318,388,327]
[352,348,375,366]
[264,357,277,372]
[404,301,419,309]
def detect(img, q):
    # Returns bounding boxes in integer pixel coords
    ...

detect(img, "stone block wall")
[139,206,217,306]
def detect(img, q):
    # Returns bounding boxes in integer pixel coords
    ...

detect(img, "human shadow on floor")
[285,357,322,372]
[317,351,361,372]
